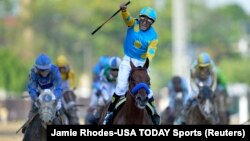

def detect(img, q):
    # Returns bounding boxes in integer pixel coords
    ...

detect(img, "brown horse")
[185,86,219,124]
[99,58,153,125]
[214,87,230,124]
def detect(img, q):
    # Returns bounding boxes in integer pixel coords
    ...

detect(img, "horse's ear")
[130,59,136,69]
[143,58,149,69]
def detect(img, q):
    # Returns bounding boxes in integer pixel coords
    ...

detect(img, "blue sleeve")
[27,69,38,101]
[52,66,63,100]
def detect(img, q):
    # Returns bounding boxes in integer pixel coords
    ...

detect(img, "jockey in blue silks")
[167,76,189,114]
[92,56,110,90]
[23,53,63,133]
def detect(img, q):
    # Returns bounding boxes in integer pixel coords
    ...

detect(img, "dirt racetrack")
[0,121,25,141]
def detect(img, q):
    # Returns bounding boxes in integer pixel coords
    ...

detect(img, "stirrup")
[103,112,114,125]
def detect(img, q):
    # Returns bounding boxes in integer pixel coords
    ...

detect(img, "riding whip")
[91,1,131,35]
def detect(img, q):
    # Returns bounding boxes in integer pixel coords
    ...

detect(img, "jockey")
[175,52,217,124]
[55,55,76,91]
[103,4,160,125]
[55,55,78,124]
[24,53,63,132]
[167,76,189,114]
[87,56,121,124]
[92,56,110,90]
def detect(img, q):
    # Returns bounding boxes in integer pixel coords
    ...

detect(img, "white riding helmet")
[109,56,121,69]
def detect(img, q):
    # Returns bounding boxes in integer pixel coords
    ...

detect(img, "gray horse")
[185,86,219,125]
[22,89,62,141]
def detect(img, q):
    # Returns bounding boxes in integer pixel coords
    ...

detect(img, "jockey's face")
[38,69,50,77]
[139,16,153,31]
[198,66,210,80]
[108,68,118,81]
[111,68,118,77]
[172,77,182,92]
[173,82,182,92]
[59,66,68,73]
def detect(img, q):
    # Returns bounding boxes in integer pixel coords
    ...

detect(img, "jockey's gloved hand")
[120,3,127,12]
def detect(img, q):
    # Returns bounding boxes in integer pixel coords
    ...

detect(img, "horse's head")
[128,58,150,109]
[37,89,57,126]
[196,86,217,120]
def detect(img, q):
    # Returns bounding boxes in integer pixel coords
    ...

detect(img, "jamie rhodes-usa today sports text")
[48,126,246,138]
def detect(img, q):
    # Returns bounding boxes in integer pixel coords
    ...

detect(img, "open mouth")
[136,101,147,109]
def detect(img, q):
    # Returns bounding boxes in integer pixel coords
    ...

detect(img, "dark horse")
[22,89,62,141]
[185,86,219,124]
[161,94,183,125]
[99,58,153,124]
[61,90,79,125]
[214,87,230,124]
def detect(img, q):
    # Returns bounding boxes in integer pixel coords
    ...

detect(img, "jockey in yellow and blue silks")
[103,4,160,125]
[23,53,63,133]
[175,52,217,125]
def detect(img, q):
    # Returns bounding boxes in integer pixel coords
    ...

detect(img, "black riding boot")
[148,97,161,125]
[102,93,121,125]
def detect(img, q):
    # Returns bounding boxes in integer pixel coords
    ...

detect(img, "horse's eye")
[147,80,151,85]
[130,77,134,82]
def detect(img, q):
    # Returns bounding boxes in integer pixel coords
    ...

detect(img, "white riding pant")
[115,55,153,99]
